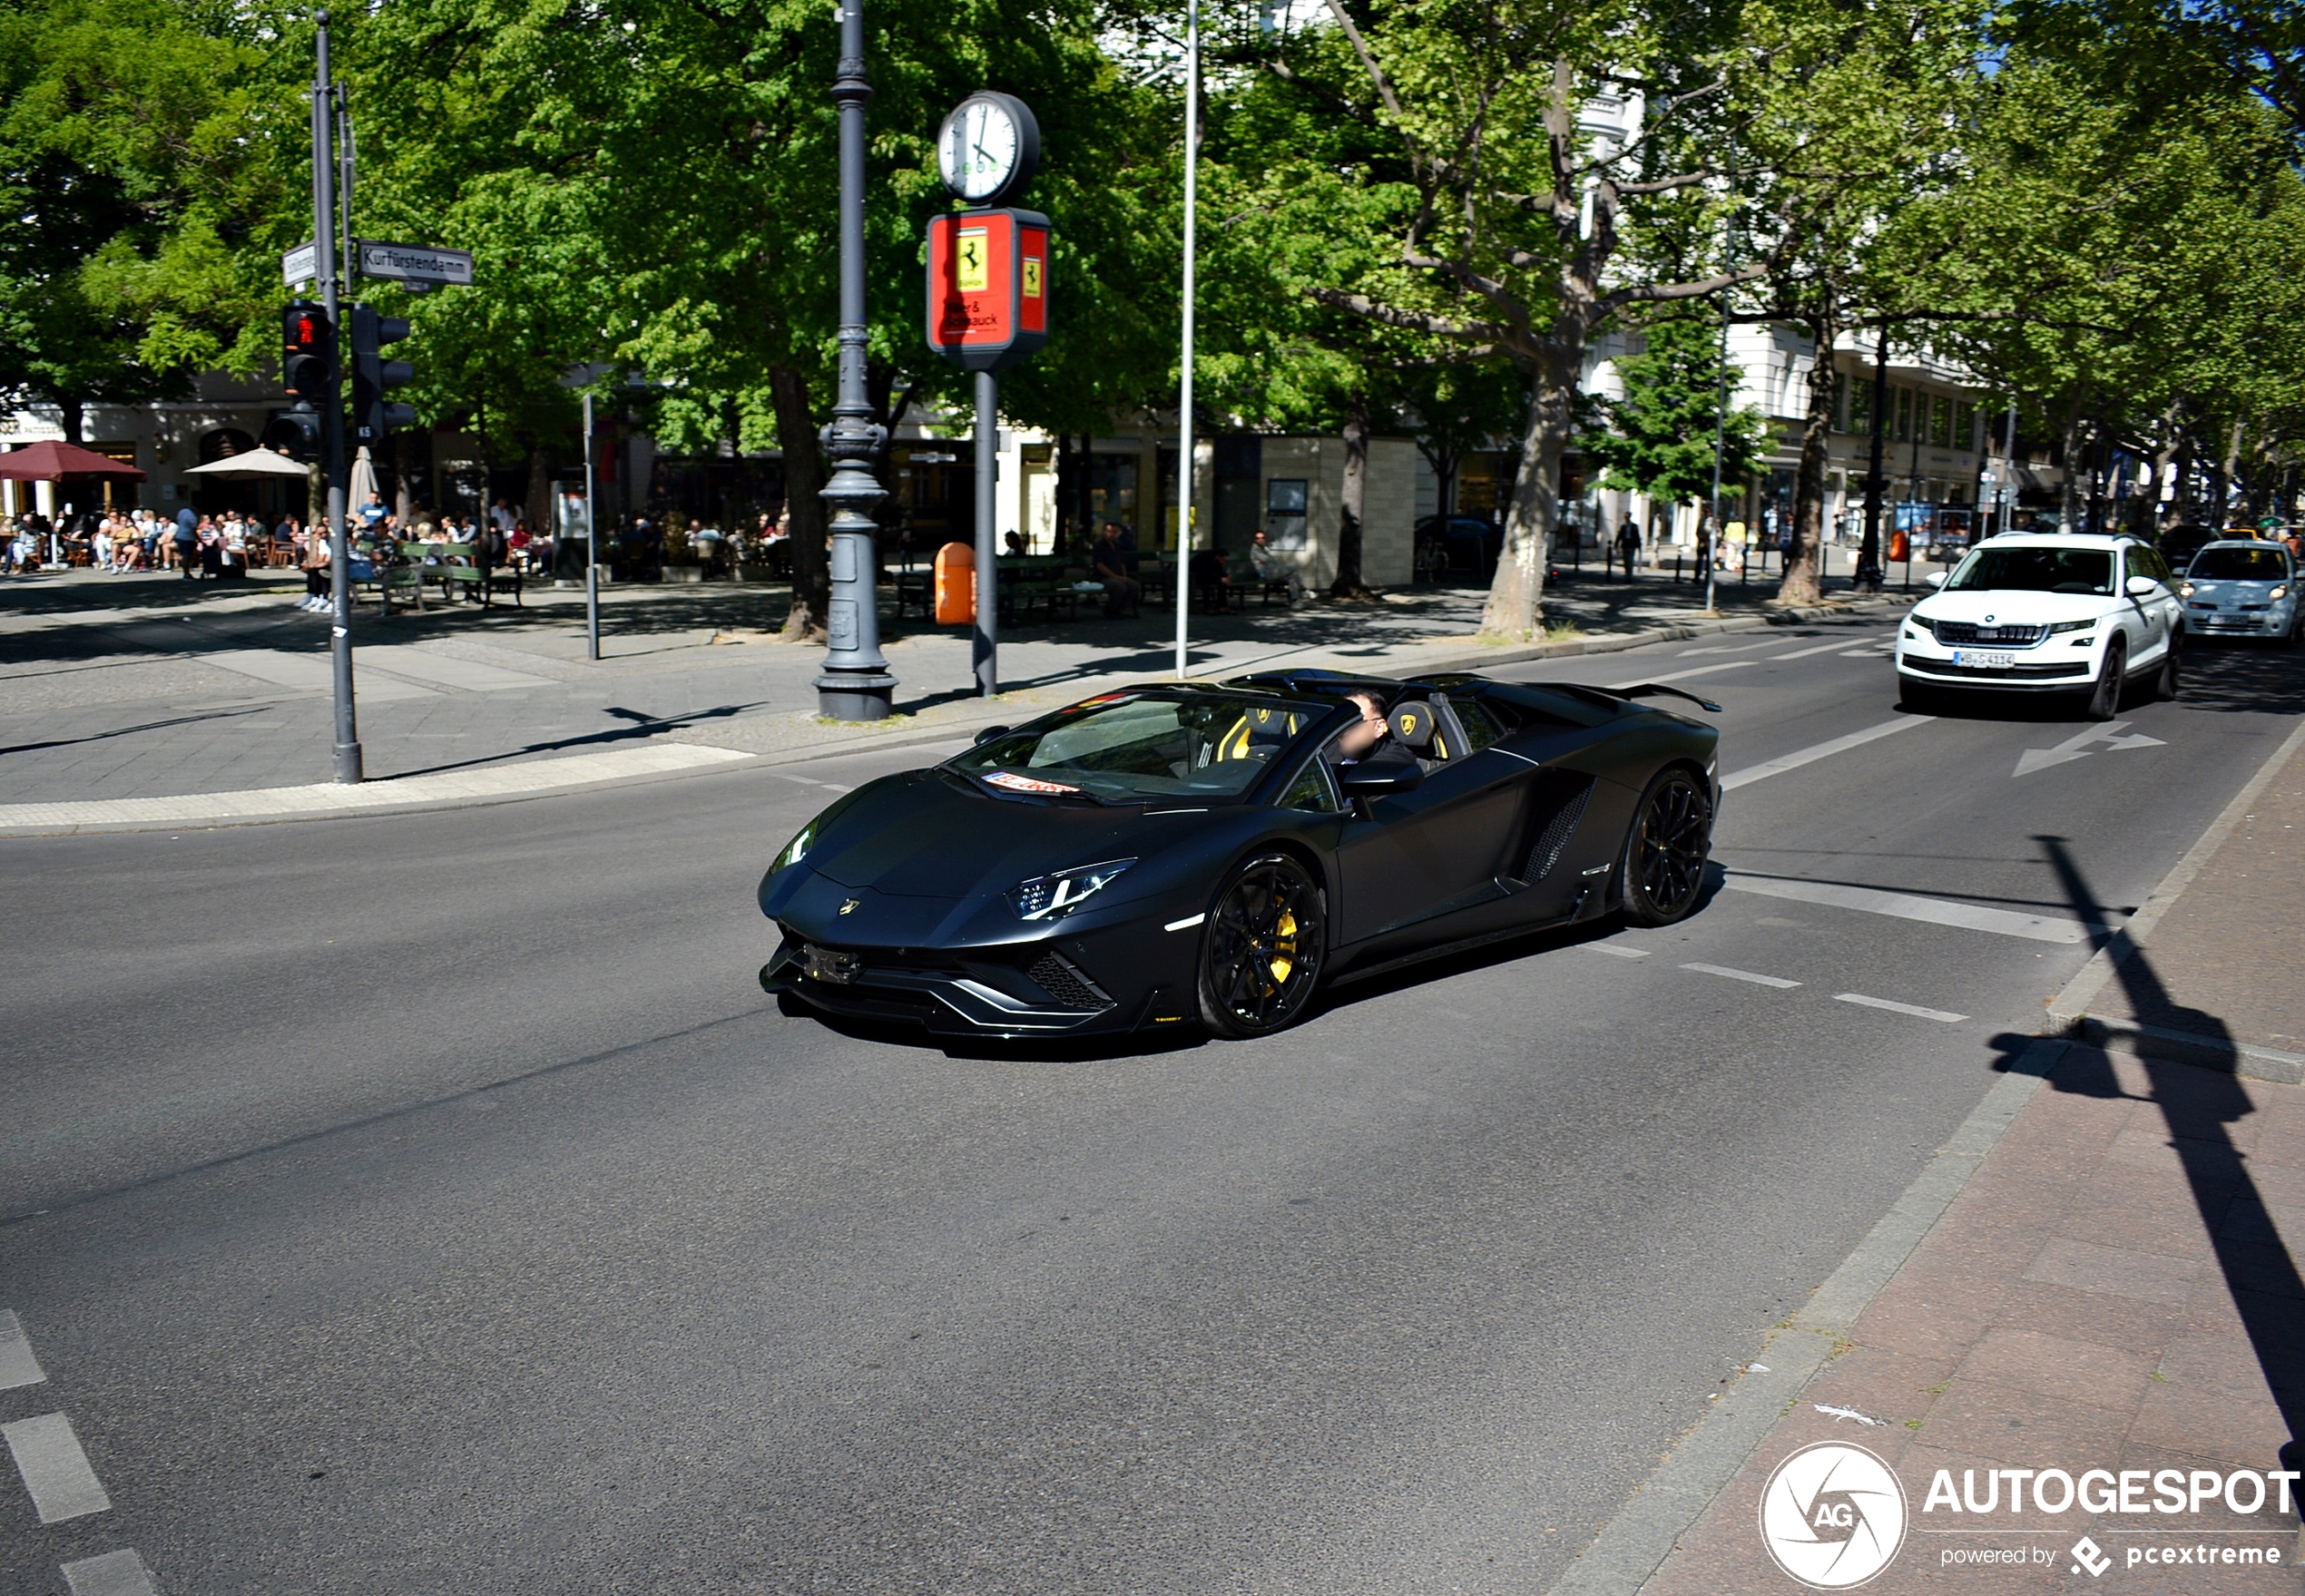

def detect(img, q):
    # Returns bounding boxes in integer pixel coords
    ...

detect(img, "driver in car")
[1332,689,1417,767]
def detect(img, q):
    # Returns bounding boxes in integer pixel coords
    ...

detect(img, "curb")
[1546,710,2305,1596]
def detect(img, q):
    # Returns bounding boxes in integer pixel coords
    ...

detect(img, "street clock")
[937,93,1040,206]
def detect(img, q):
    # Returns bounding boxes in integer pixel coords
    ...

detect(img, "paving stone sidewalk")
[0,559,1893,810]
[1620,736,2305,1595]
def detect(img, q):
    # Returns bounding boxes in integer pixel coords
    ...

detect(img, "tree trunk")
[524,446,552,536]
[770,363,829,640]
[2057,393,2086,532]
[59,398,83,446]
[2208,417,2242,530]
[1331,390,1371,597]
[1775,307,1838,607]
[1481,353,1572,640]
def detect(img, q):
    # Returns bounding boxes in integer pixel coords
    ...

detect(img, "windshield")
[947,692,1324,802]
[2188,547,2290,582]
[1946,546,2114,595]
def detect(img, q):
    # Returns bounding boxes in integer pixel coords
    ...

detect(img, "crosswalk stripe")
[0,1311,45,1390]
[1836,992,1968,1023]
[1682,962,1801,988]
[1722,871,2113,944]
[62,1550,159,1596]
[4,1413,111,1523]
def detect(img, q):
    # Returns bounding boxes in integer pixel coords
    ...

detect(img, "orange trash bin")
[934,540,976,625]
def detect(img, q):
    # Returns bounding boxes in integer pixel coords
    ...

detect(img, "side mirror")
[974,724,1011,745]
[2124,575,2159,597]
[1338,761,1427,804]
[1926,571,1948,589]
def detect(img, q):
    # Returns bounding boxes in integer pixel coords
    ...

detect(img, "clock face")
[941,96,1021,201]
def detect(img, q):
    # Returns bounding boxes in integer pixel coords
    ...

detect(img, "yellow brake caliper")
[1268,909,1297,988]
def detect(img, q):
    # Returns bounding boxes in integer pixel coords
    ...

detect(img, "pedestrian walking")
[1615,515,1642,580]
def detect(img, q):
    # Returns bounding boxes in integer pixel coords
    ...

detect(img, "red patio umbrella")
[0,438,147,480]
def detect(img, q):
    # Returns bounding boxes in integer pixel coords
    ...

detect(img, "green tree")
[1582,311,1765,538]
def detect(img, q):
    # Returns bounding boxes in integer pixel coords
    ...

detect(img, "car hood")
[2185,579,2289,600]
[782,769,1211,900]
[1912,590,2115,625]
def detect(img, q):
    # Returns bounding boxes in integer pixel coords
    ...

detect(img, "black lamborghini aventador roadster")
[758,669,1720,1040]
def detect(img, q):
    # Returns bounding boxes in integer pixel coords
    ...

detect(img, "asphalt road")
[3,614,2299,1594]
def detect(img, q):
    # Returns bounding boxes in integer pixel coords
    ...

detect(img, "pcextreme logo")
[1759,1442,1909,1590]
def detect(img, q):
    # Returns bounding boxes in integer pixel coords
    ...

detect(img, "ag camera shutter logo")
[1759,1442,1909,1589]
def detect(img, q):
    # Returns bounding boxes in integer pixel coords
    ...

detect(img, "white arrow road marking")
[1721,716,1932,790]
[4,1413,111,1523]
[1772,636,1888,660]
[62,1550,159,1596]
[0,1311,45,1390]
[1682,962,1801,988]
[2013,721,2167,778]
[1721,871,2116,943]
[1605,661,1757,690]
[1582,943,1652,958]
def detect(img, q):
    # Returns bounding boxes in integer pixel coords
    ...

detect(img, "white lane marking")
[0,1310,45,1390]
[1682,962,1801,989]
[4,1413,112,1523]
[1838,648,1888,658]
[815,784,852,793]
[1163,913,1206,932]
[1675,640,1780,658]
[1722,872,2113,944]
[2013,720,2168,778]
[1772,636,1886,660]
[62,1550,160,1596]
[1582,944,1651,958]
[1604,661,1757,690]
[771,773,824,785]
[1836,992,1969,1023]
[1721,716,1931,790]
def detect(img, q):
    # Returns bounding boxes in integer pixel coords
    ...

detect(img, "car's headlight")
[2273,585,2290,601]
[1009,858,1135,921]
[2180,583,2194,597]
[2048,619,2095,634]
[771,820,818,874]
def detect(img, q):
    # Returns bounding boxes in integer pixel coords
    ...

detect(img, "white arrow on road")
[2013,720,2168,778]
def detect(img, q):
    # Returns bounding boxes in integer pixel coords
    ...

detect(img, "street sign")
[281,241,318,286]
[925,208,1048,372]
[354,240,475,287]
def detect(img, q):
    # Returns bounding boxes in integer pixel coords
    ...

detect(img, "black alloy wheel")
[2085,634,2127,721]
[1198,853,1327,1038]
[1621,769,1712,927]
[2153,632,2182,701]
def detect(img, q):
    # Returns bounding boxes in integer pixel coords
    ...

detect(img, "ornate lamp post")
[813,0,897,720]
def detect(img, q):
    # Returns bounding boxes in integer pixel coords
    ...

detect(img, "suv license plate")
[1952,649,2016,669]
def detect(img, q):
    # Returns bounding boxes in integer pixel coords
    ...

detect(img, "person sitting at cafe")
[1189,545,1235,612]
[1005,530,1026,556]
[1249,529,1304,603]
[1094,523,1141,618]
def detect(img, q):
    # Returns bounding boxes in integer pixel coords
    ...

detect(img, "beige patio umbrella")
[180,447,310,479]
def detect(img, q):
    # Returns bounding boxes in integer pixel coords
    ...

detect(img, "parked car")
[1895,532,2183,720]
[1415,514,1503,580]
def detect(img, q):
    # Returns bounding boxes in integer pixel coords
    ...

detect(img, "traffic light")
[261,404,324,462]
[348,303,416,446]
[281,299,336,400]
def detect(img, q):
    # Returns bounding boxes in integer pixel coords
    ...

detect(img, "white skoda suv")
[1895,533,2183,720]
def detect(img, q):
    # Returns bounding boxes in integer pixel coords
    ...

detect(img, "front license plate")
[1952,649,2017,669]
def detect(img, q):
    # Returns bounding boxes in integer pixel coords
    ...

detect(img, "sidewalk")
[0,562,1897,831]
[1567,734,2305,1594]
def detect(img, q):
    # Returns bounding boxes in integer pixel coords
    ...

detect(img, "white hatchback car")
[1895,533,2183,720]
[2180,538,2301,645]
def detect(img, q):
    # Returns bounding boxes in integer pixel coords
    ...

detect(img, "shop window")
[1266,478,1309,549]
